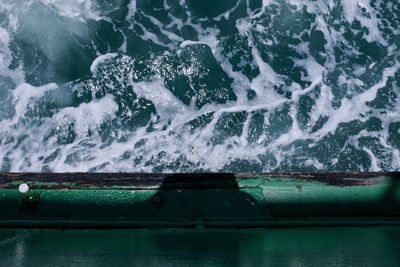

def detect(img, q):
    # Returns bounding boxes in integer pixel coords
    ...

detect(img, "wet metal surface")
[0,172,399,189]
[0,172,400,228]
[1,227,400,266]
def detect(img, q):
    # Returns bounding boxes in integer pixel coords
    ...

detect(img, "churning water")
[0,0,399,172]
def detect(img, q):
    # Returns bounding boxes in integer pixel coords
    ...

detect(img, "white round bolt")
[18,183,30,194]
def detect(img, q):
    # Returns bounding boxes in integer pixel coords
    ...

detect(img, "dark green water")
[1,228,400,266]
[0,0,399,172]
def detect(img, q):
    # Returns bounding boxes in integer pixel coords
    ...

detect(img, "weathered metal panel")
[1,227,400,266]
[0,172,399,228]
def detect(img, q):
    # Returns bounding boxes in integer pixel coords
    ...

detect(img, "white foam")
[125,0,137,21]
[130,79,190,124]
[10,83,58,124]
[54,95,118,136]
[40,0,101,21]
[341,0,359,24]
[341,0,387,45]
[0,0,398,172]
[90,53,118,74]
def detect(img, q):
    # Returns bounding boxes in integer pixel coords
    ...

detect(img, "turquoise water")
[0,0,399,172]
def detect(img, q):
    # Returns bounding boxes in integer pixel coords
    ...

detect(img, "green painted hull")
[2,227,400,266]
[0,172,399,228]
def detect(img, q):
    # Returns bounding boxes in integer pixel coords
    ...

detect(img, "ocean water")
[0,0,399,172]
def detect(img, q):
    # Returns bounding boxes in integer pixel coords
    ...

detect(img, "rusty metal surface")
[239,172,400,186]
[0,172,399,190]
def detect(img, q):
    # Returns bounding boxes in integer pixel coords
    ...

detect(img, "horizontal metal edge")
[0,172,399,190]
[1,172,399,228]
[0,176,399,228]
[1,218,400,229]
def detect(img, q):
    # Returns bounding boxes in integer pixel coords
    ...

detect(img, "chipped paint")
[0,173,399,228]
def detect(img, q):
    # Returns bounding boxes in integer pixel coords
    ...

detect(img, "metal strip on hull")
[0,172,399,228]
